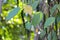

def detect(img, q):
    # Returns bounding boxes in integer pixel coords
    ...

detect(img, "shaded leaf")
[25,22,32,30]
[31,0,39,10]
[50,4,57,16]
[28,0,32,5]
[44,17,55,29]
[57,4,60,11]
[57,13,60,22]
[57,12,60,16]
[40,30,46,38]
[52,30,57,40]
[57,16,60,22]
[32,12,43,27]
[48,33,51,40]
[6,7,20,20]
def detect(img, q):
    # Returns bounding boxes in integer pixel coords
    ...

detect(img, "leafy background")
[0,0,60,40]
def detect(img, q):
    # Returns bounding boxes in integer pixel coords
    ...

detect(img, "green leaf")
[0,28,3,35]
[28,0,32,5]
[52,35,57,40]
[40,30,46,38]
[44,17,55,29]
[32,12,43,27]
[57,12,60,22]
[57,12,60,16]
[25,22,32,30]
[57,4,60,11]
[31,0,39,10]
[52,30,57,40]
[40,12,43,21]
[50,4,57,16]
[57,16,60,22]
[6,7,20,21]
[48,33,51,40]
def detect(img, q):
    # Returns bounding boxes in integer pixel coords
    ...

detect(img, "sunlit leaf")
[5,37,11,40]
[0,28,3,35]
[9,24,14,28]
[44,17,55,29]
[13,18,23,24]
[6,7,20,21]
[19,2,23,8]
[2,11,7,16]
[23,5,33,15]
[30,32,34,40]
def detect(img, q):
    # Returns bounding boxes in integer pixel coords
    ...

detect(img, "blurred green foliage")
[1,0,60,40]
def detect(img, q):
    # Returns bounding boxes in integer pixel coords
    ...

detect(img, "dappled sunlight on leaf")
[13,18,23,24]
[23,4,33,16]
[0,28,3,35]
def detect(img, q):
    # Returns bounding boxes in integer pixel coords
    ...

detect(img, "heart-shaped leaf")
[44,17,55,29]
[6,7,20,21]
